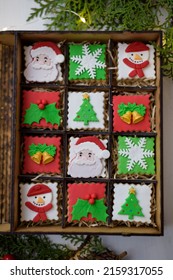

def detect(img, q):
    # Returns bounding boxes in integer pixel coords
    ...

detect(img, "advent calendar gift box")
[0,31,163,235]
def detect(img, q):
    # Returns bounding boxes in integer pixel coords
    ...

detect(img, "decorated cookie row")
[23,41,156,84]
[20,182,154,226]
[22,135,155,177]
[22,90,154,132]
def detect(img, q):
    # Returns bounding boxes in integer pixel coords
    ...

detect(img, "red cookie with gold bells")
[113,94,151,132]
[23,136,61,174]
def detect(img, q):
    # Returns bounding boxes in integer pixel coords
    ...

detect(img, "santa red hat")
[125,42,149,53]
[31,41,64,64]
[27,184,52,197]
[73,136,110,159]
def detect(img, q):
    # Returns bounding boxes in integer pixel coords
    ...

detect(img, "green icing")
[23,103,61,126]
[72,198,108,222]
[73,96,99,125]
[118,102,146,117]
[118,188,144,220]
[117,136,155,175]
[69,44,106,80]
[28,144,57,157]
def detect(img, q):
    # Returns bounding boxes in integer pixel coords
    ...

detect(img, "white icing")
[20,182,58,221]
[67,137,108,178]
[118,137,154,171]
[67,91,105,129]
[117,43,156,80]
[71,44,106,79]
[24,45,63,82]
[112,183,152,223]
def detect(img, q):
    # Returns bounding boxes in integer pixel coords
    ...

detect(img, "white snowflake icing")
[118,137,154,171]
[71,44,106,79]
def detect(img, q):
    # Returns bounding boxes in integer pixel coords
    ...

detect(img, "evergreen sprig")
[28,0,173,78]
[0,234,72,260]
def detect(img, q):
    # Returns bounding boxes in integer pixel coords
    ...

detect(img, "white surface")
[1,0,173,260]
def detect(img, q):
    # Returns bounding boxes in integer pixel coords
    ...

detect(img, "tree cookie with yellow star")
[67,91,106,130]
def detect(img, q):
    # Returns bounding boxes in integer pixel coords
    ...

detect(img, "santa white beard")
[68,156,104,178]
[24,61,62,82]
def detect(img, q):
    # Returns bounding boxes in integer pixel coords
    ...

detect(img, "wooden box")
[0,31,163,235]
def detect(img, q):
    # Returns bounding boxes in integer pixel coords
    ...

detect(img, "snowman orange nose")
[37,196,44,204]
[134,53,142,60]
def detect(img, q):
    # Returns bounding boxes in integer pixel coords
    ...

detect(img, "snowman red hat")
[74,136,110,159]
[27,184,52,197]
[125,42,149,53]
[31,41,64,64]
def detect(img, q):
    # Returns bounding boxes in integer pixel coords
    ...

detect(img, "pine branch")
[62,234,86,247]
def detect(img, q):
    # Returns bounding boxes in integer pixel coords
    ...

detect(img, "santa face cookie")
[67,136,110,178]
[20,182,58,222]
[117,42,155,82]
[24,41,64,83]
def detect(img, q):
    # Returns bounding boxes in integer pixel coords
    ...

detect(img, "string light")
[65,9,87,24]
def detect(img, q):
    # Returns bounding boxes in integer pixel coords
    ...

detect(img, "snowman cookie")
[117,42,156,84]
[20,182,58,222]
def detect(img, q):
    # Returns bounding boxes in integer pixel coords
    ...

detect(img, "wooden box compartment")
[0,31,163,235]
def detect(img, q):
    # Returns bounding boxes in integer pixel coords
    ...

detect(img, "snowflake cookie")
[69,44,106,81]
[67,182,108,223]
[22,90,62,129]
[112,183,152,224]
[20,182,59,222]
[22,136,62,174]
[67,91,105,130]
[113,94,151,132]
[67,136,110,178]
[117,42,155,84]
[24,41,64,83]
[117,136,155,175]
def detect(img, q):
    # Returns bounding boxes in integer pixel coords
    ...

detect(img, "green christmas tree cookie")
[73,93,99,125]
[118,187,144,220]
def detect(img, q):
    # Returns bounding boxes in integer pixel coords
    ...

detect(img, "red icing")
[22,90,61,129]
[23,136,61,174]
[67,183,106,222]
[25,201,52,222]
[113,94,151,132]
[123,58,149,78]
